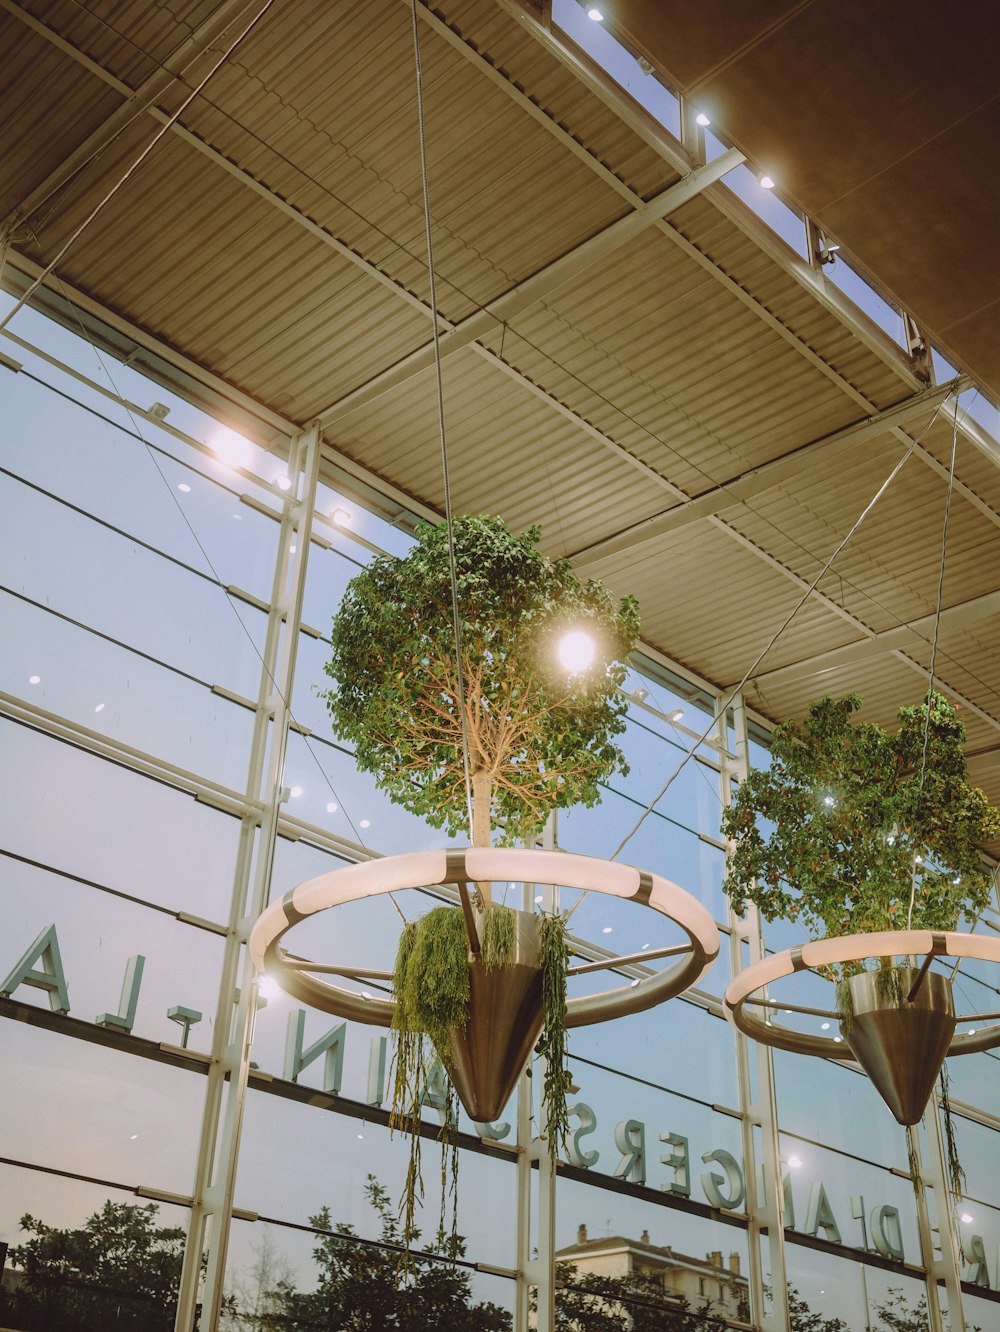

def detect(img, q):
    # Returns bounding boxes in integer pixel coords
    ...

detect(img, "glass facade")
[1,296,999,1332]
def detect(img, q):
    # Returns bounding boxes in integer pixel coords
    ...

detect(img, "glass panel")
[1,855,223,1053]
[0,1162,191,1332]
[0,1025,203,1190]
[720,164,809,256]
[0,719,242,918]
[825,256,906,345]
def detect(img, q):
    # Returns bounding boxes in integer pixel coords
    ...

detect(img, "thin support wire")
[410,0,476,845]
[907,396,960,929]
[0,0,279,336]
[607,388,961,866]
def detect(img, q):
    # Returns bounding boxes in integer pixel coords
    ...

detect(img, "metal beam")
[570,378,969,567]
[742,589,1000,692]
[2,0,263,232]
[313,147,744,426]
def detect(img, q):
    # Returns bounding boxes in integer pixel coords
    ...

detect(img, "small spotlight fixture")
[586,5,604,20]
[602,926,613,934]
[818,242,841,266]
[696,112,711,127]
[668,708,684,722]
[632,687,650,703]
[178,483,191,493]
[94,703,105,713]
[759,174,775,190]
[28,675,40,685]
[290,785,303,798]
[326,801,338,814]
[821,1021,831,1031]
[961,1212,974,1224]
[360,818,371,829]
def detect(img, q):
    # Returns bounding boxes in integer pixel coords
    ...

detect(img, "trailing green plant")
[938,1063,966,1197]
[721,692,999,959]
[537,912,571,1157]
[389,903,572,1254]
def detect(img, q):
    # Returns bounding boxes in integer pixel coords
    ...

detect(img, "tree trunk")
[471,769,492,905]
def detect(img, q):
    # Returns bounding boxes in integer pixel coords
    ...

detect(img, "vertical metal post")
[516,815,557,1332]
[913,1091,966,1332]
[726,694,790,1331]
[174,424,322,1332]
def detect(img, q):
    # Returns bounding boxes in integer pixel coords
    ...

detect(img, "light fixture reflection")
[290,786,303,798]
[760,175,775,189]
[326,801,338,813]
[360,818,371,829]
[586,6,604,20]
[696,113,711,127]
[558,629,597,673]
[276,475,292,492]
[258,976,281,1001]
[28,675,40,685]
[178,483,191,493]
[788,1155,802,1168]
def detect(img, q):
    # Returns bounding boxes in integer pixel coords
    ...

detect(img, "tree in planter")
[322,514,640,862]
[322,515,640,1244]
[721,692,999,949]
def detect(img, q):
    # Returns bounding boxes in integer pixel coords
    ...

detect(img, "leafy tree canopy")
[721,693,999,939]
[261,1176,509,1331]
[322,515,640,846]
[546,1260,731,1330]
[0,1200,186,1331]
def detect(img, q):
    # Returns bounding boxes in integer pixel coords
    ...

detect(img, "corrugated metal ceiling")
[1,0,997,843]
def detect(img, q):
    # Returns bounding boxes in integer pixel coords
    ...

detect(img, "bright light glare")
[290,785,303,798]
[332,507,353,526]
[208,427,255,470]
[760,175,775,189]
[558,630,597,673]
[94,703,105,713]
[360,818,371,829]
[823,795,835,807]
[602,926,613,934]
[258,976,281,1000]
[326,801,338,814]
[276,474,292,492]
[586,6,604,19]
[788,1155,802,1168]
[28,675,40,685]
[696,113,711,127]
[668,708,684,722]
[177,483,191,493]
[961,1212,974,1224]
[821,1021,831,1030]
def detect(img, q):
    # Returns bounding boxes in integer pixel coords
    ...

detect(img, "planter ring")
[725,929,1000,1059]
[250,847,720,1028]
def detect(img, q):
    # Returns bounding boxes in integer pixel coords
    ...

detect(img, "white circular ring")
[251,847,720,1028]
[725,929,1000,1058]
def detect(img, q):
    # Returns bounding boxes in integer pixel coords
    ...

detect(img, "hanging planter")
[721,693,1000,1128]
[251,515,719,1244]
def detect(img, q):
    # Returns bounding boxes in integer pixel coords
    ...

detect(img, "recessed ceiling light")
[833,1035,842,1043]
[326,801,338,813]
[821,1021,831,1030]
[28,675,40,685]
[759,175,775,190]
[276,475,292,492]
[968,1028,977,1036]
[290,785,303,798]
[94,703,105,713]
[696,113,710,127]
[602,926,613,934]
[360,818,370,829]
[668,709,684,722]
[361,991,372,1001]
[177,483,191,493]
[535,894,543,903]
[587,6,604,19]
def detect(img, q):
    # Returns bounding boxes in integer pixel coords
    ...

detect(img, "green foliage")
[322,515,640,845]
[388,904,572,1255]
[0,1201,187,1331]
[261,1176,510,1331]
[538,912,571,1160]
[390,906,470,1255]
[721,693,999,942]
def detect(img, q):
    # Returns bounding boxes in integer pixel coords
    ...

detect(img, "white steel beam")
[743,589,1000,692]
[1,0,264,232]
[313,147,744,426]
[569,378,970,567]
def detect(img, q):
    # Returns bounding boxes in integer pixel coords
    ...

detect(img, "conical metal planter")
[840,967,955,1126]
[440,908,544,1124]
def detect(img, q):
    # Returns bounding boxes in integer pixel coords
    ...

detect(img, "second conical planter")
[441,908,544,1124]
[840,967,956,1126]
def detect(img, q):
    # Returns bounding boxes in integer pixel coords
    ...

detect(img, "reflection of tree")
[545,1262,730,1330]
[255,1177,509,1330]
[873,1287,980,1332]
[0,1200,186,1331]
[787,1286,848,1331]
